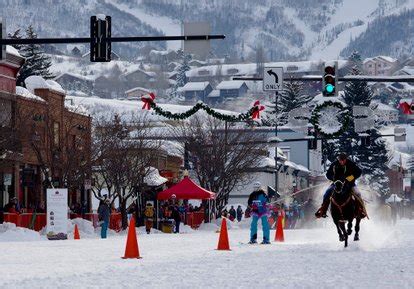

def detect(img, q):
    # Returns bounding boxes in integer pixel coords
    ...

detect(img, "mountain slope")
[3,0,414,60]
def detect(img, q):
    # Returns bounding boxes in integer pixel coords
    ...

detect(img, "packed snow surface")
[0,218,413,288]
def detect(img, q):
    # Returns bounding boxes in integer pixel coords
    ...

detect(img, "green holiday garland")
[149,101,256,122]
[310,101,349,137]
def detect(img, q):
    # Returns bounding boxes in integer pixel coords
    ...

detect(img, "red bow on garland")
[399,101,413,115]
[251,100,265,119]
[141,93,156,110]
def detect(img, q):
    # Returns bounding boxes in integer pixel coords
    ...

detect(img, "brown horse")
[330,180,361,248]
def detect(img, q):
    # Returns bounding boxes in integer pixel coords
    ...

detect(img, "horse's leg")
[334,219,344,242]
[347,219,353,235]
[339,221,348,247]
[354,217,361,241]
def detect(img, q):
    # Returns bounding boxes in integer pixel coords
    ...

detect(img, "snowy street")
[1,219,413,289]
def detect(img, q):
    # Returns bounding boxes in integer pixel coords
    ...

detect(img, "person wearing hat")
[247,181,270,244]
[3,197,21,214]
[144,202,155,234]
[315,152,366,218]
[98,198,111,239]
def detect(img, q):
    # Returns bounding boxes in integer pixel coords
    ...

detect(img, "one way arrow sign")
[263,67,283,91]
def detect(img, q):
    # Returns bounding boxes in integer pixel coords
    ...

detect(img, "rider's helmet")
[337,152,347,161]
[253,181,262,191]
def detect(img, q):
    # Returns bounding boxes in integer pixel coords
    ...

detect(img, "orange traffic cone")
[122,217,141,259]
[274,215,284,242]
[74,224,80,240]
[216,218,231,250]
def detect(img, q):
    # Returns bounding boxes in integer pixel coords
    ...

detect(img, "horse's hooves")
[339,236,345,242]
[354,235,359,241]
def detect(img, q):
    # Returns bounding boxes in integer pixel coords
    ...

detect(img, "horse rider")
[315,152,367,219]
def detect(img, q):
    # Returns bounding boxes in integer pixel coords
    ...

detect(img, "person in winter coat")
[315,152,366,219]
[170,204,181,233]
[247,182,270,244]
[144,203,155,234]
[236,205,243,222]
[229,206,236,221]
[98,199,111,239]
[4,197,21,214]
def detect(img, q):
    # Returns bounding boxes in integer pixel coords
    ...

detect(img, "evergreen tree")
[266,81,311,126]
[170,49,191,100]
[330,51,390,198]
[17,25,55,86]
[7,29,23,50]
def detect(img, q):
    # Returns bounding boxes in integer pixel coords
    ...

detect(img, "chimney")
[0,46,25,93]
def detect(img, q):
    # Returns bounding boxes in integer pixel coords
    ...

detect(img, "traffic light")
[90,15,111,62]
[360,131,371,146]
[308,126,317,150]
[322,62,337,96]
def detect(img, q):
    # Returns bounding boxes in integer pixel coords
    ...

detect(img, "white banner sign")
[47,188,68,240]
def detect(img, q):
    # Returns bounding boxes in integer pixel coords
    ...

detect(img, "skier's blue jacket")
[248,189,269,217]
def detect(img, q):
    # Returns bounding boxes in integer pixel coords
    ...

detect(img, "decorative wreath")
[142,93,264,122]
[310,101,349,137]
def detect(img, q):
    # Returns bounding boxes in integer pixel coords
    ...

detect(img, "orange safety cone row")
[122,217,141,259]
[274,215,284,242]
[216,218,231,250]
[74,224,80,240]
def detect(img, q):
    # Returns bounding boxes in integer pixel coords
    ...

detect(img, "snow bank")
[25,75,65,95]
[6,45,22,58]
[0,223,44,242]
[15,86,46,102]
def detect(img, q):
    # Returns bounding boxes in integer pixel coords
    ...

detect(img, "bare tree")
[171,115,268,216]
[91,113,162,229]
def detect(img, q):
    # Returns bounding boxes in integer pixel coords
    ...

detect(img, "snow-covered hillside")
[4,0,414,60]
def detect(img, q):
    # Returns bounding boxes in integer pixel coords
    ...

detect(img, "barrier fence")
[3,212,123,232]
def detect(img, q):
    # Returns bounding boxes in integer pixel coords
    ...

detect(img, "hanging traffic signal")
[360,131,371,146]
[322,62,337,97]
[90,15,111,62]
[308,126,317,150]
[0,18,6,61]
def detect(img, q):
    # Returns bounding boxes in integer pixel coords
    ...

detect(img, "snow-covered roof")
[25,76,65,95]
[55,72,96,81]
[208,90,220,98]
[186,60,347,78]
[178,82,210,92]
[394,66,414,76]
[6,45,22,58]
[15,86,46,102]
[125,87,151,94]
[144,167,168,187]
[123,67,156,78]
[370,101,398,112]
[364,56,397,64]
[216,81,247,90]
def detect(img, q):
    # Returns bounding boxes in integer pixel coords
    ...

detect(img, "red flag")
[399,102,413,115]
[141,93,156,110]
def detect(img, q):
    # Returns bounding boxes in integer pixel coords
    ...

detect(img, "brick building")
[0,47,92,211]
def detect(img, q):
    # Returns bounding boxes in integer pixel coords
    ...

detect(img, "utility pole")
[274,91,279,198]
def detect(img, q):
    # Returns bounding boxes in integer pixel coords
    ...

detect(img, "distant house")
[207,89,221,104]
[189,59,206,68]
[178,82,213,102]
[122,68,157,89]
[363,56,398,76]
[216,81,248,99]
[125,87,152,100]
[393,66,414,76]
[149,50,179,64]
[54,72,94,94]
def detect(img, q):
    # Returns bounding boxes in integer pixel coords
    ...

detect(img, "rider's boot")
[315,198,330,218]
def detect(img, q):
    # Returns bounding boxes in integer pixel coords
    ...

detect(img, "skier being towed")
[247,182,271,244]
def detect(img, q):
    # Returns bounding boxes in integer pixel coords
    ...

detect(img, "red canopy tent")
[157,176,216,200]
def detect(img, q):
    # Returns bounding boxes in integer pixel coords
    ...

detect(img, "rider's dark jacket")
[326,159,362,186]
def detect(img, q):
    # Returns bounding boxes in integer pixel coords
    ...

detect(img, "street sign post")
[263,67,283,91]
